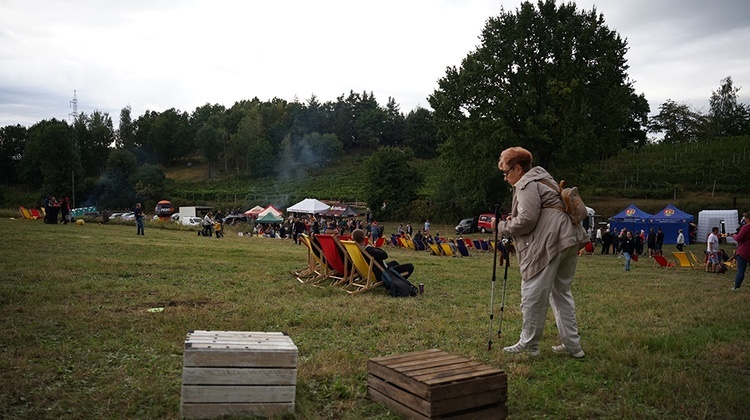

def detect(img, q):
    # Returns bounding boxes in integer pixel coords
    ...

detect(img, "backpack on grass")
[381,268,418,297]
[539,179,588,225]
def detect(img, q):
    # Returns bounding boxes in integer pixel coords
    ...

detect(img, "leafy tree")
[116,105,136,150]
[21,119,83,195]
[403,107,441,158]
[131,164,167,206]
[709,76,750,137]
[0,124,27,183]
[364,146,422,221]
[379,97,406,147]
[429,0,648,216]
[648,100,709,143]
[146,108,192,164]
[106,149,138,178]
[74,111,114,176]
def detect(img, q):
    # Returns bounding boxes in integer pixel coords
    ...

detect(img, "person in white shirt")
[676,229,685,251]
[706,227,720,273]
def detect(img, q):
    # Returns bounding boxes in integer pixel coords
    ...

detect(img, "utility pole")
[69,90,79,206]
[69,90,78,120]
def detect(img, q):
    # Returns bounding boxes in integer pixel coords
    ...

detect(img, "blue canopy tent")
[608,205,653,237]
[649,204,694,244]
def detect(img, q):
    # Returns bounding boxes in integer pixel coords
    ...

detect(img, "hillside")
[163,137,750,222]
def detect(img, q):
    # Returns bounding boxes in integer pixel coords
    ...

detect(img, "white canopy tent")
[286,198,330,214]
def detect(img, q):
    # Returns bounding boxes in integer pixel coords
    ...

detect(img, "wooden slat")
[180,402,294,419]
[428,373,507,402]
[183,349,297,368]
[417,365,503,385]
[181,385,295,404]
[430,388,506,416]
[435,403,507,420]
[182,367,297,385]
[368,386,429,420]
[369,348,444,364]
[367,374,430,416]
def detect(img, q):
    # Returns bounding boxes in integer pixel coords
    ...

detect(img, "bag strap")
[537,179,566,213]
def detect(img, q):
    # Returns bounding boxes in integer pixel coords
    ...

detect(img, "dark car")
[222,214,249,225]
[455,217,477,234]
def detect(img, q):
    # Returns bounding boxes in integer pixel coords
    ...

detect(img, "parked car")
[455,217,477,234]
[181,216,203,227]
[477,213,509,233]
[120,212,135,221]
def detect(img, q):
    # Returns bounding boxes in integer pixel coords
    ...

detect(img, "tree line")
[2,1,749,221]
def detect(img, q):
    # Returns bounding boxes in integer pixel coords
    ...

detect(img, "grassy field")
[1,218,749,419]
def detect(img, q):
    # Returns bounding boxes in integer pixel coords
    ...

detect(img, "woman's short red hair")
[500,147,533,172]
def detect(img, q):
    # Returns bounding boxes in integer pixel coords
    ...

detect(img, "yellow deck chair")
[293,234,324,283]
[339,240,384,295]
[672,252,694,269]
[688,251,706,271]
[428,243,442,256]
[19,206,33,220]
[439,243,454,256]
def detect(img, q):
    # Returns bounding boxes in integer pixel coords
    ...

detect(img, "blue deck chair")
[455,240,470,257]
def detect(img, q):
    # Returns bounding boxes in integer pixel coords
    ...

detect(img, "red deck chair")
[314,234,348,285]
[653,254,676,269]
[374,237,385,248]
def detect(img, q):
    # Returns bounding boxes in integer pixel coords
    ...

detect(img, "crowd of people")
[43,195,72,224]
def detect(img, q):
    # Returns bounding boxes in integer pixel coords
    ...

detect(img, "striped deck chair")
[29,208,43,220]
[339,240,384,295]
[428,243,443,256]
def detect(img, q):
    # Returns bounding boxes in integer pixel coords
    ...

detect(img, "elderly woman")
[497,147,588,358]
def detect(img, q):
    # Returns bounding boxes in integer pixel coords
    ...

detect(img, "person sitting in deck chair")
[352,229,414,281]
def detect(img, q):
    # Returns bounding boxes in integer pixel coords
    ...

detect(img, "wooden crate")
[368,349,507,419]
[180,331,298,419]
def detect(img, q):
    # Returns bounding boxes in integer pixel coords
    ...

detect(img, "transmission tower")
[69,90,78,120]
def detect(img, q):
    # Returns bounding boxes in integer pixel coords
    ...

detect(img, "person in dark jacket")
[352,229,413,281]
[621,230,636,271]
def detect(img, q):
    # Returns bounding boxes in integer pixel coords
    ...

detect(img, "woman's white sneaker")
[552,344,585,358]
[503,342,540,356]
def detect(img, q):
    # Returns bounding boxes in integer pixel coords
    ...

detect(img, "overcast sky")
[1,0,749,129]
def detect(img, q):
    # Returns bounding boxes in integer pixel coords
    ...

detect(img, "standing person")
[424,219,431,233]
[406,223,413,236]
[601,229,611,254]
[134,203,145,235]
[61,197,71,224]
[706,226,720,273]
[656,228,665,255]
[647,228,657,257]
[496,147,588,358]
[733,213,750,290]
[621,231,636,271]
[596,227,603,246]
[676,229,685,252]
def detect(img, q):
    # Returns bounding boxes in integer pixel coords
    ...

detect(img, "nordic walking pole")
[488,204,500,351]
[497,232,510,337]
